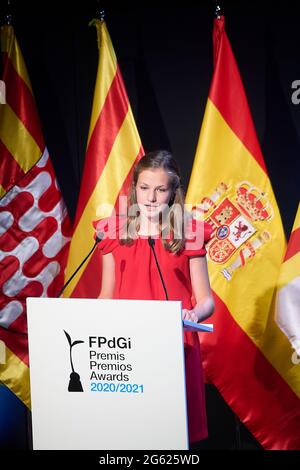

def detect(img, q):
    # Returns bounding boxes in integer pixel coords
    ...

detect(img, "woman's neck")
[138,217,160,236]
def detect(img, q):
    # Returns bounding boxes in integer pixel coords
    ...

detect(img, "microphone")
[57,233,104,298]
[148,237,169,300]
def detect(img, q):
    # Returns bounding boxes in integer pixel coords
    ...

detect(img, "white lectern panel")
[27,298,188,450]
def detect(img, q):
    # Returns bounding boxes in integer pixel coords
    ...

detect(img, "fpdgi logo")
[64,330,84,392]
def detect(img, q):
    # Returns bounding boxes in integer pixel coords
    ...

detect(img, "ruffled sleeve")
[184,217,212,257]
[92,215,126,255]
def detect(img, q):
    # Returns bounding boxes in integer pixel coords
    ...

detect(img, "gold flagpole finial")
[3,0,13,25]
[96,1,105,22]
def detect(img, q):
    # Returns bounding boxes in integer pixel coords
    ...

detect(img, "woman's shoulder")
[93,214,127,254]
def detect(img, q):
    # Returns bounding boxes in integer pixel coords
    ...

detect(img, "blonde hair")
[122,150,185,253]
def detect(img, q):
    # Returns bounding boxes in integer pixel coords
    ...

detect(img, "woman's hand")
[182,298,214,323]
[182,308,199,323]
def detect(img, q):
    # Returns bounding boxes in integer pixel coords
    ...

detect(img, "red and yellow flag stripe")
[0,347,30,407]
[0,26,43,198]
[64,20,143,298]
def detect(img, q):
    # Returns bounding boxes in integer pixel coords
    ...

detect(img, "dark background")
[1,0,300,450]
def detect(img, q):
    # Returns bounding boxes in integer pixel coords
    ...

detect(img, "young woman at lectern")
[95,150,214,444]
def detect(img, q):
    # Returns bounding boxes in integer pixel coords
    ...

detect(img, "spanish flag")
[186,16,300,449]
[0,26,72,406]
[64,20,143,298]
[276,204,300,357]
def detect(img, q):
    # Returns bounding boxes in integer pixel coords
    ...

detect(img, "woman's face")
[135,168,172,220]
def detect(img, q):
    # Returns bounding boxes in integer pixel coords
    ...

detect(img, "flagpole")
[210,1,246,451]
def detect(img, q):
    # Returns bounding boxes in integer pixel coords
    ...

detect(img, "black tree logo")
[64,330,84,392]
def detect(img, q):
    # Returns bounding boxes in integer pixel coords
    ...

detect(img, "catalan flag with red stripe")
[0,25,72,407]
[64,20,143,298]
[186,16,300,449]
[276,204,300,357]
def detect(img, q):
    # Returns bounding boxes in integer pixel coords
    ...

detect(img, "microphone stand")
[57,235,103,298]
[148,237,199,331]
[148,237,169,300]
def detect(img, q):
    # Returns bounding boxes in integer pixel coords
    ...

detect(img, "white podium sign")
[27,297,188,450]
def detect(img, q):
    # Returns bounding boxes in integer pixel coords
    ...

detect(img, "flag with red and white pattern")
[0,25,72,407]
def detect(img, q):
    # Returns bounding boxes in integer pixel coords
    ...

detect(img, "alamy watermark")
[291,351,300,365]
[0,340,6,364]
[0,80,5,104]
[291,339,300,365]
[291,80,300,104]
[94,197,205,250]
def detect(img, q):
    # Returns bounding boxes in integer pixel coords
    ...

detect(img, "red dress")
[96,216,211,443]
